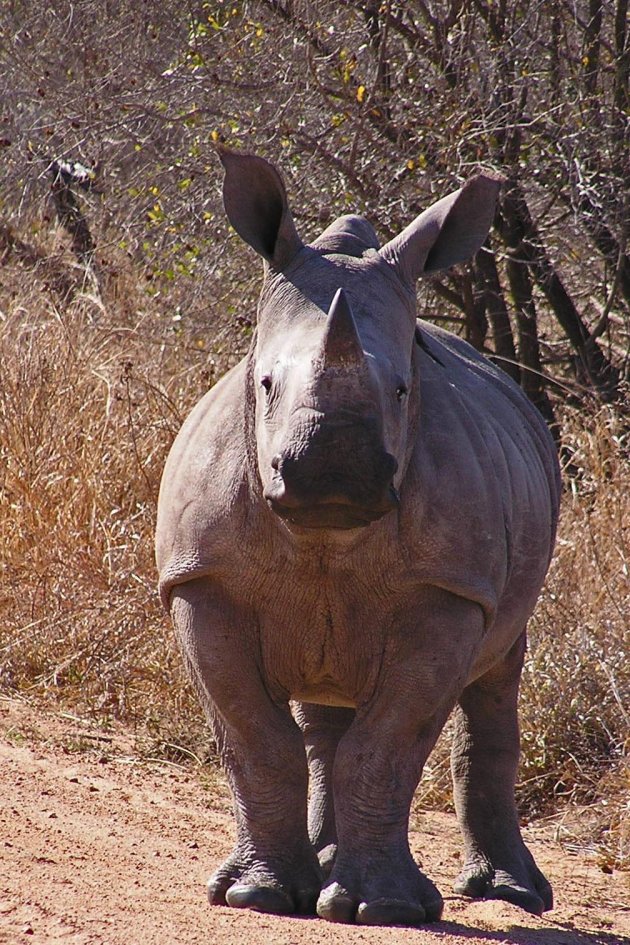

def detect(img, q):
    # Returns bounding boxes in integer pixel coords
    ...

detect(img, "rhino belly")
[291,678,358,709]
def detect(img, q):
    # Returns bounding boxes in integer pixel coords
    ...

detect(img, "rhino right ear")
[218,148,303,271]
[380,173,502,285]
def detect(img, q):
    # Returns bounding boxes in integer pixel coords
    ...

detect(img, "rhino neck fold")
[243,336,266,504]
[395,342,422,492]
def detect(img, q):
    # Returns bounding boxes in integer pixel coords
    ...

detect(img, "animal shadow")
[435,913,628,945]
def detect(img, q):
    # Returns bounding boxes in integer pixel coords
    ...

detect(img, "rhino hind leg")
[170,581,322,916]
[451,631,553,916]
[292,702,355,875]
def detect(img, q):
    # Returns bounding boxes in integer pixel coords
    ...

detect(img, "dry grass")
[0,242,217,758]
[519,403,630,869]
[0,234,627,867]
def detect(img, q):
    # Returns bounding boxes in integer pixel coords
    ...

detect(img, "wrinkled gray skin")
[156,150,561,927]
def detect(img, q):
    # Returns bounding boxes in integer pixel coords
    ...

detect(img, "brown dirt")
[0,697,627,945]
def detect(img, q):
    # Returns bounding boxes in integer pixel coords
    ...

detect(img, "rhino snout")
[263,442,399,530]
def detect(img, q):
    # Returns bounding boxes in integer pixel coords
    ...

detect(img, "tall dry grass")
[0,236,627,866]
[0,242,218,755]
[519,404,629,869]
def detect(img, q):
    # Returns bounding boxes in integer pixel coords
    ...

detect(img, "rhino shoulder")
[155,359,251,606]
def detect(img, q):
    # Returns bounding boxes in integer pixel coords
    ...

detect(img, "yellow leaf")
[357,84,366,104]
[210,129,220,142]
[407,159,415,171]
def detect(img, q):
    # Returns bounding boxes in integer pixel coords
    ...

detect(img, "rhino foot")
[316,856,443,926]
[224,883,295,914]
[208,847,322,916]
[454,850,553,916]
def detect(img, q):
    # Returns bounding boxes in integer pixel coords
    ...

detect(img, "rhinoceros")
[155,149,561,927]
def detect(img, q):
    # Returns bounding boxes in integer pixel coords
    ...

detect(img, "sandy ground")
[0,696,628,945]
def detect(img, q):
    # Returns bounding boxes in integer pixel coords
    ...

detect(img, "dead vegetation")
[0,231,627,870]
[0,244,212,755]
[519,403,630,871]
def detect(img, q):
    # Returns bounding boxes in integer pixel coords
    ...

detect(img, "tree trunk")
[473,242,520,384]
[498,179,619,400]
[505,252,557,431]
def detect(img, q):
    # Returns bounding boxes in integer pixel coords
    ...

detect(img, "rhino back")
[418,318,560,514]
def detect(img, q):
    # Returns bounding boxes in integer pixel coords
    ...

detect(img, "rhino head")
[220,149,500,531]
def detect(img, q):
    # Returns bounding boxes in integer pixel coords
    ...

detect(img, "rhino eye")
[260,374,272,393]
[396,383,408,402]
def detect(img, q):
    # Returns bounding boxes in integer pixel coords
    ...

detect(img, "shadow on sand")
[432,915,628,945]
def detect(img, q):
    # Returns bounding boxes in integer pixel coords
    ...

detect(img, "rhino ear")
[380,172,502,285]
[218,148,303,270]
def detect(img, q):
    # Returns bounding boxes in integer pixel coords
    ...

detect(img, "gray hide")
[156,149,561,927]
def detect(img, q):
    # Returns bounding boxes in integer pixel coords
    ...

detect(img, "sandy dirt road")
[0,697,627,945]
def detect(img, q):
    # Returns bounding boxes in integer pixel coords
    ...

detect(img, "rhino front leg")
[170,580,322,916]
[292,703,355,875]
[451,631,553,916]
[318,706,448,926]
[318,589,484,926]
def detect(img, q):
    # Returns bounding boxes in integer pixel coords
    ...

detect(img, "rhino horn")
[320,289,364,368]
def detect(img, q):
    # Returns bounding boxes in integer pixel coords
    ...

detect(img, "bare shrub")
[1,1,628,404]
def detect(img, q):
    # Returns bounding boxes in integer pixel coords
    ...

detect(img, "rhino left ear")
[218,148,304,270]
[380,172,502,285]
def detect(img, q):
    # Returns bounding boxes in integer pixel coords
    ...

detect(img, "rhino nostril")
[271,454,281,471]
[384,453,398,478]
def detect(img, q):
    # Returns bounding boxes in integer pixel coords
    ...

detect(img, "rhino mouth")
[266,489,399,530]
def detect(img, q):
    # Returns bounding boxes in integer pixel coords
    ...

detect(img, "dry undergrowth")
[0,238,627,868]
[520,404,630,870]
[0,243,216,757]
